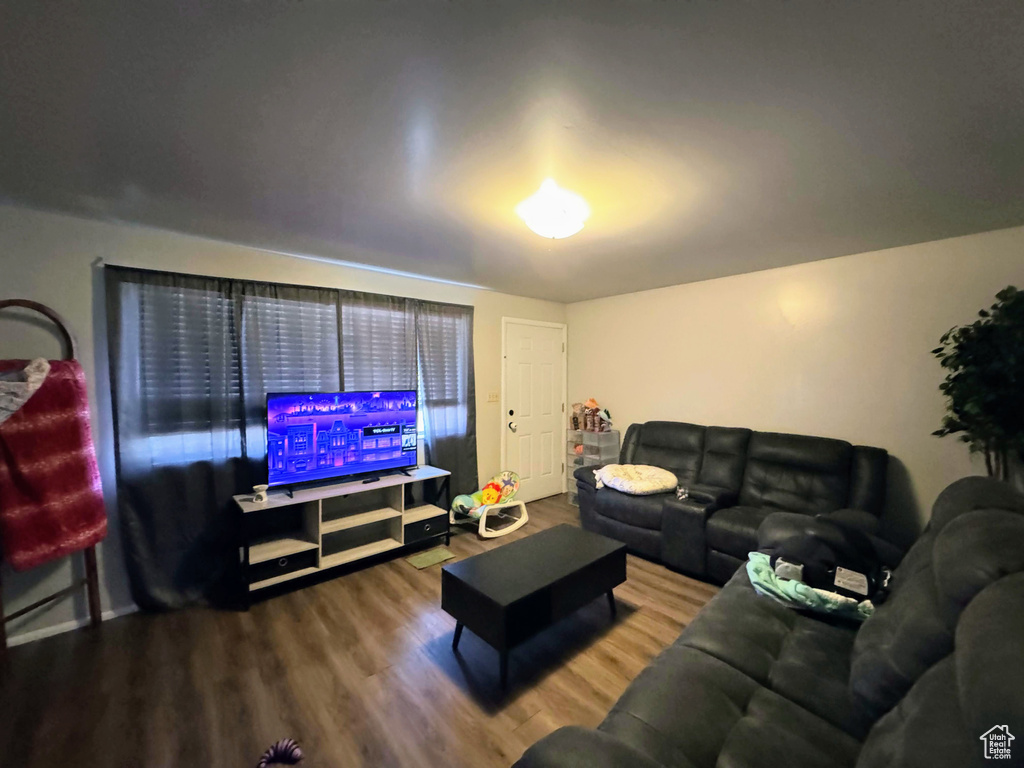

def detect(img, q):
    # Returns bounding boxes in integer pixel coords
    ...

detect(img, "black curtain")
[416,300,478,497]
[105,266,476,610]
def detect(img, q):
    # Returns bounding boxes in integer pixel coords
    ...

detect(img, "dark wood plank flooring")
[0,495,718,768]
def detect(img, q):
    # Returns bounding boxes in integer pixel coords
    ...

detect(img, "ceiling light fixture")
[515,178,590,239]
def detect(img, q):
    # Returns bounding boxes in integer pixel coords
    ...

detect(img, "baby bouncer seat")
[450,471,529,538]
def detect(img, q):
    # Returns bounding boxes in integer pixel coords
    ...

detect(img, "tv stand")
[360,466,414,484]
[235,466,452,596]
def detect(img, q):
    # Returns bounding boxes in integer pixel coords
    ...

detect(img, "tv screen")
[266,390,418,488]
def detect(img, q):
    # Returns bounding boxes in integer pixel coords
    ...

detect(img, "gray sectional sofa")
[515,476,1024,768]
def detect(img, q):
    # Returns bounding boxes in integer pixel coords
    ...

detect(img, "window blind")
[137,281,242,433]
[340,293,416,390]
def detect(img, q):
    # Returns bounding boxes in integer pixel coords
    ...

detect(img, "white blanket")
[594,464,678,496]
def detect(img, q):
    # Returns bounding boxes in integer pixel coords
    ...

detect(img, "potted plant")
[932,286,1024,482]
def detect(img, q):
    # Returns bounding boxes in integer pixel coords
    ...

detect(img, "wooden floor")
[0,495,718,768]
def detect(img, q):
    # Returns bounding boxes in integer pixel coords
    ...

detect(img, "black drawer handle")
[423,523,431,532]
[278,557,289,567]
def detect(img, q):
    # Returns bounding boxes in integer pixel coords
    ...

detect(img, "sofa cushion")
[594,464,678,495]
[600,645,860,768]
[706,506,771,558]
[675,570,871,738]
[595,488,671,531]
[630,421,706,484]
[739,432,853,514]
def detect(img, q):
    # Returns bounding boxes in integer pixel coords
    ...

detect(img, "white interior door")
[502,319,566,502]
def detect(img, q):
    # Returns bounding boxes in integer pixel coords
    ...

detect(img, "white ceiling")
[2,1,1023,302]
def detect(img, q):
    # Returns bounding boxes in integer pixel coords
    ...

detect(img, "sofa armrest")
[684,483,738,509]
[513,726,672,768]
[573,463,609,489]
[661,496,718,577]
[817,508,881,535]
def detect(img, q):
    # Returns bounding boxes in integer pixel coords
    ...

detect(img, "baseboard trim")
[6,604,139,647]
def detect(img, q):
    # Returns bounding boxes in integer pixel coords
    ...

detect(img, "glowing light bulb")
[515,178,590,239]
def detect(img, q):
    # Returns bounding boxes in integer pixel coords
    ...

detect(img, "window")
[340,296,416,390]
[241,294,340,455]
[136,281,242,434]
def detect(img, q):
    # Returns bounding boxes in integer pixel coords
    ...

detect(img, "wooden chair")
[0,299,103,662]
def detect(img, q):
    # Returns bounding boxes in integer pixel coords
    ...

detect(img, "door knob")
[508,421,518,432]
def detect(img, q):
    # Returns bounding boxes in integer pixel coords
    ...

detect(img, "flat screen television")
[266,390,418,488]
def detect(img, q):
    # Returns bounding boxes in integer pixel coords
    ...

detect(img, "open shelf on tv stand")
[235,465,452,595]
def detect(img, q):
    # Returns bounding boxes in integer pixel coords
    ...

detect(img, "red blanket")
[0,359,107,571]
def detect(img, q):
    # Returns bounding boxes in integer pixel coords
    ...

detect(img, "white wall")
[0,205,565,641]
[568,225,1024,544]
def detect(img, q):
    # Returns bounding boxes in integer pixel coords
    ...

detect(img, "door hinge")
[562,342,565,352]
[561,402,565,412]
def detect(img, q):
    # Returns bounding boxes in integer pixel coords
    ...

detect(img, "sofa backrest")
[696,426,751,492]
[847,446,888,515]
[622,421,706,484]
[737,432,853,514]
[621,421,886,513]
[856,572,1024,768]
[849,476,1024,723]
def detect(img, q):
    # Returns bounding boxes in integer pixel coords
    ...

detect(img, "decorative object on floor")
[593,464,678,495]
[256,738,303,768]
[450,470,529,538]
[932,284,1023,482]
[405,546,456,570]
[442,525,626,689]
[0,299,105,658]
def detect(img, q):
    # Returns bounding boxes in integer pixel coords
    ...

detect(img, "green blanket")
[745,551,874,622]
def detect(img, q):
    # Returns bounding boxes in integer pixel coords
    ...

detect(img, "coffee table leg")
[452,622,464,651]
[607,590,617,617]
[500,650,509,689]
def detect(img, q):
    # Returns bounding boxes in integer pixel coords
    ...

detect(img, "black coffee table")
[441,524,627,688]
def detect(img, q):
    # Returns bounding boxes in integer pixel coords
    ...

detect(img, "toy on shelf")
[449,470,529,538]
[579,397,613,432]
[570,402,584,430]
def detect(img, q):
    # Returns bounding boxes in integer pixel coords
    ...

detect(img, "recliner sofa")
[515,476,1024,768]
[575,421,888,583]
